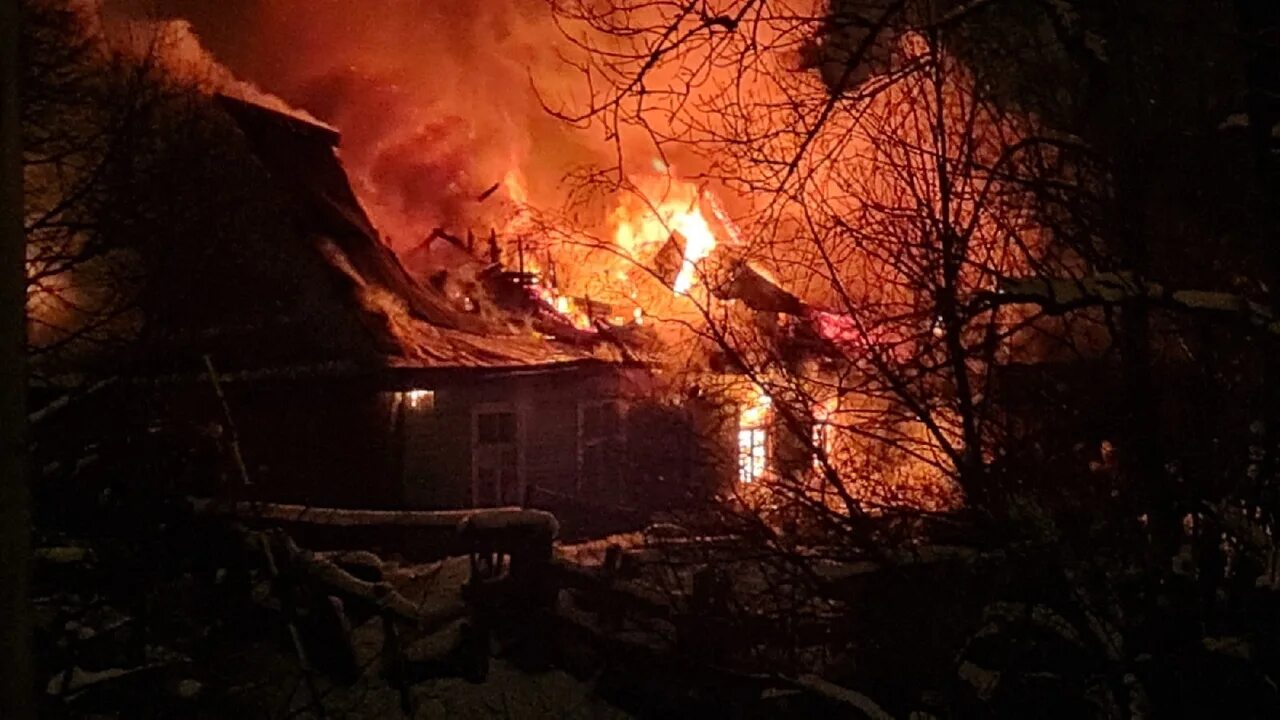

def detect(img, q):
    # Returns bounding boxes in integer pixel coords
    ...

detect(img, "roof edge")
[215,93,341,148]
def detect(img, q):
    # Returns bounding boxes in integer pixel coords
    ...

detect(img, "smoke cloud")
[104,0,611,253]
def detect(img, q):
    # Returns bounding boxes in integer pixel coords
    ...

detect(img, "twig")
[202,355,252,488]
[258,534,327,720]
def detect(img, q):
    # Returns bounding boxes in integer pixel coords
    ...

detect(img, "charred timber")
[711,261,806,316]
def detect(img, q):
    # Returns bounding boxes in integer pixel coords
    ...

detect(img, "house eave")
[125,356,651,389]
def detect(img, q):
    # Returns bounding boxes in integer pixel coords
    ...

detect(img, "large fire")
[509,157,747,333]
[611,159,723,295]
[105,0,1041,514]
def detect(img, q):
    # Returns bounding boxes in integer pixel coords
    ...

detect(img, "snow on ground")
[214,552,632,718]
[403,660,631,720]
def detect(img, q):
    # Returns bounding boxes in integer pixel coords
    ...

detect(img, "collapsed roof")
[217,95,627,372]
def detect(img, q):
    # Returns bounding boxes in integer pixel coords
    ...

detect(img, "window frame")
[738,425,768,484]
[576,399,627,497]
[471,402,523,507]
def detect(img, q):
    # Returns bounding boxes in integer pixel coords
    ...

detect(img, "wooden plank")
[190,498,558,535]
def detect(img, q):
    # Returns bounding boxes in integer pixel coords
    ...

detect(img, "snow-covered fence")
[188,498,558,561]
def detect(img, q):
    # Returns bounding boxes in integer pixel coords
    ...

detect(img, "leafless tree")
[21,0,175,385]
[540,0,1280,713]
[12,6,342,713]
[539,0,1066,530]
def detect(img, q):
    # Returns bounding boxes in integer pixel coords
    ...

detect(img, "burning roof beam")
[711,261,806,316]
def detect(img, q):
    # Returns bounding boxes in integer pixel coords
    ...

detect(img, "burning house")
[101,96,728,529]
[90,87,957,527]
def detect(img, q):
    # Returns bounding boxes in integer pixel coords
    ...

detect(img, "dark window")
[474,409,520,506]
[579,401,625,498]
[478,411,516,444]
[582,401,620,440]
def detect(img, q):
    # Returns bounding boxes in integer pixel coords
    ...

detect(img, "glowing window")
[400,389,435,410]
[738,427,767,484]
[812,422,828,469]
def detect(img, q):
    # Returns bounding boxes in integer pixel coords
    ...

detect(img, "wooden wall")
[399,365,645,511]
[130,364,723,531]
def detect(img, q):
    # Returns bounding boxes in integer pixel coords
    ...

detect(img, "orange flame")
[611,161,724,295]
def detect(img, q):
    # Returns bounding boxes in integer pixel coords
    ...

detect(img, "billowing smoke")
[104,0,609,253]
